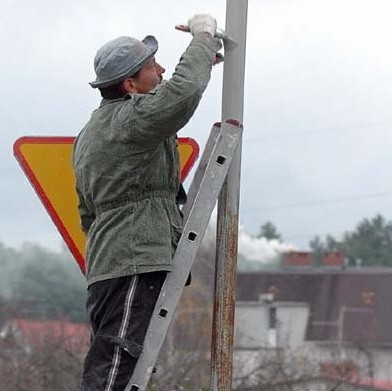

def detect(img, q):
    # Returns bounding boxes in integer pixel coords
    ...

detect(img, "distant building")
[234,251,392,390]
[0,318,90,359]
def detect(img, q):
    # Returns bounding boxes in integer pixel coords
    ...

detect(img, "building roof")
[1,318,90,353]
[236,268,392,345]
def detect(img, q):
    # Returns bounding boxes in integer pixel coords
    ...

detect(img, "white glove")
[188,14,217,37]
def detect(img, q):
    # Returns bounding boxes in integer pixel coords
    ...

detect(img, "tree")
[0,324,85,391]
[309,235,325,266]
[257,222,282,241]
[309,214,392,266]
[342,214,392,266]
[12,243,87,322]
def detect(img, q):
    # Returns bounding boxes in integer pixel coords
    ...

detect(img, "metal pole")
[210,1,248,390]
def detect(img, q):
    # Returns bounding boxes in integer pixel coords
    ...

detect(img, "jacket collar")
[99,94,132,108]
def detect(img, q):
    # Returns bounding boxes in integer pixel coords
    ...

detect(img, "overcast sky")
[1,0,392,252]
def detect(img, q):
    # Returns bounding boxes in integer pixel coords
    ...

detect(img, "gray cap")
[89,35,158,89]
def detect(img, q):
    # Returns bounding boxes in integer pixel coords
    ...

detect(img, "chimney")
[322,251,345,267]
[282,251,312,267]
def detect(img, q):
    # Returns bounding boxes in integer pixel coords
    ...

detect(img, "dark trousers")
[80,272,166,391]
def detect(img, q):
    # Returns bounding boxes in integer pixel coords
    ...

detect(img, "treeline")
[0,242,86,322]
[308,214,392,266]
[1,213,392,324]
[256,214,392,267]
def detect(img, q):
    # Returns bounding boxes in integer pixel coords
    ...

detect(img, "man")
[73,14,222,390]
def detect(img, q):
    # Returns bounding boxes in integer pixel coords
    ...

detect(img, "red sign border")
[13,136,199,274]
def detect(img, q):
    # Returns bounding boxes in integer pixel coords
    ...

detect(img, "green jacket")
[73,34,221,286]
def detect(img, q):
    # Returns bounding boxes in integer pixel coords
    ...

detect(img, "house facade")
[234,252,392,390]
[0,318,90,359]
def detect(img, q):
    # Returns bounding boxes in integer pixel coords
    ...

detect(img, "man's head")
[121,56,165,94]
[90,35,165,98]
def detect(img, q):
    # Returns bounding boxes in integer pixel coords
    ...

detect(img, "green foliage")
[342,214,392,266]
[0,241,87,322]
[257,221,282,241]
[0,242,21,297]
[309,235,324,266]
[309,214,392,266]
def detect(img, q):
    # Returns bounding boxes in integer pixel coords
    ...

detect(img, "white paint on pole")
[221,2,248,123]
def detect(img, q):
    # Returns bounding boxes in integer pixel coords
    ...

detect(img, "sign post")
[210,1,248,390]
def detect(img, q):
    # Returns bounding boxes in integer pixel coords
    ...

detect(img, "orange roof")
[12,318,90,353]
[358,378,392,390]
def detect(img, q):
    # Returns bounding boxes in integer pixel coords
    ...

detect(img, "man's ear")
[121,78,137,94]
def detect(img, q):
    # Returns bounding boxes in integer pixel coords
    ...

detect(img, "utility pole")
[210,1,248,390]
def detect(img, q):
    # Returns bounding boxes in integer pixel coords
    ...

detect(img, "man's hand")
[186,14,217,37]
[176,14,223,65]
[176,18,237,50]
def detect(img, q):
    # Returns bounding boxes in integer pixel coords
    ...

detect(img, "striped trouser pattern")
[80,272,166,391]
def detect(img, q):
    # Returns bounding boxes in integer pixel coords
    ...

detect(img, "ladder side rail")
[126,121,243,391]
[181,123,222,222]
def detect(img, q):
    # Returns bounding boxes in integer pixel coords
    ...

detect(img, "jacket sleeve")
[120,34,222,145]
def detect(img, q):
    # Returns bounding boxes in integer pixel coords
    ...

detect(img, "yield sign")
[13,136,199,274]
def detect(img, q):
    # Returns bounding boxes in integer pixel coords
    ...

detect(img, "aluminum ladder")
[125,119,243,391]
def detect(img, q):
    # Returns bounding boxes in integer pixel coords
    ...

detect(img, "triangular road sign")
[13,136,199,274]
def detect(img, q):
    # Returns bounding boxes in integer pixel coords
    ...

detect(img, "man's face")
[131,57,165,94]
